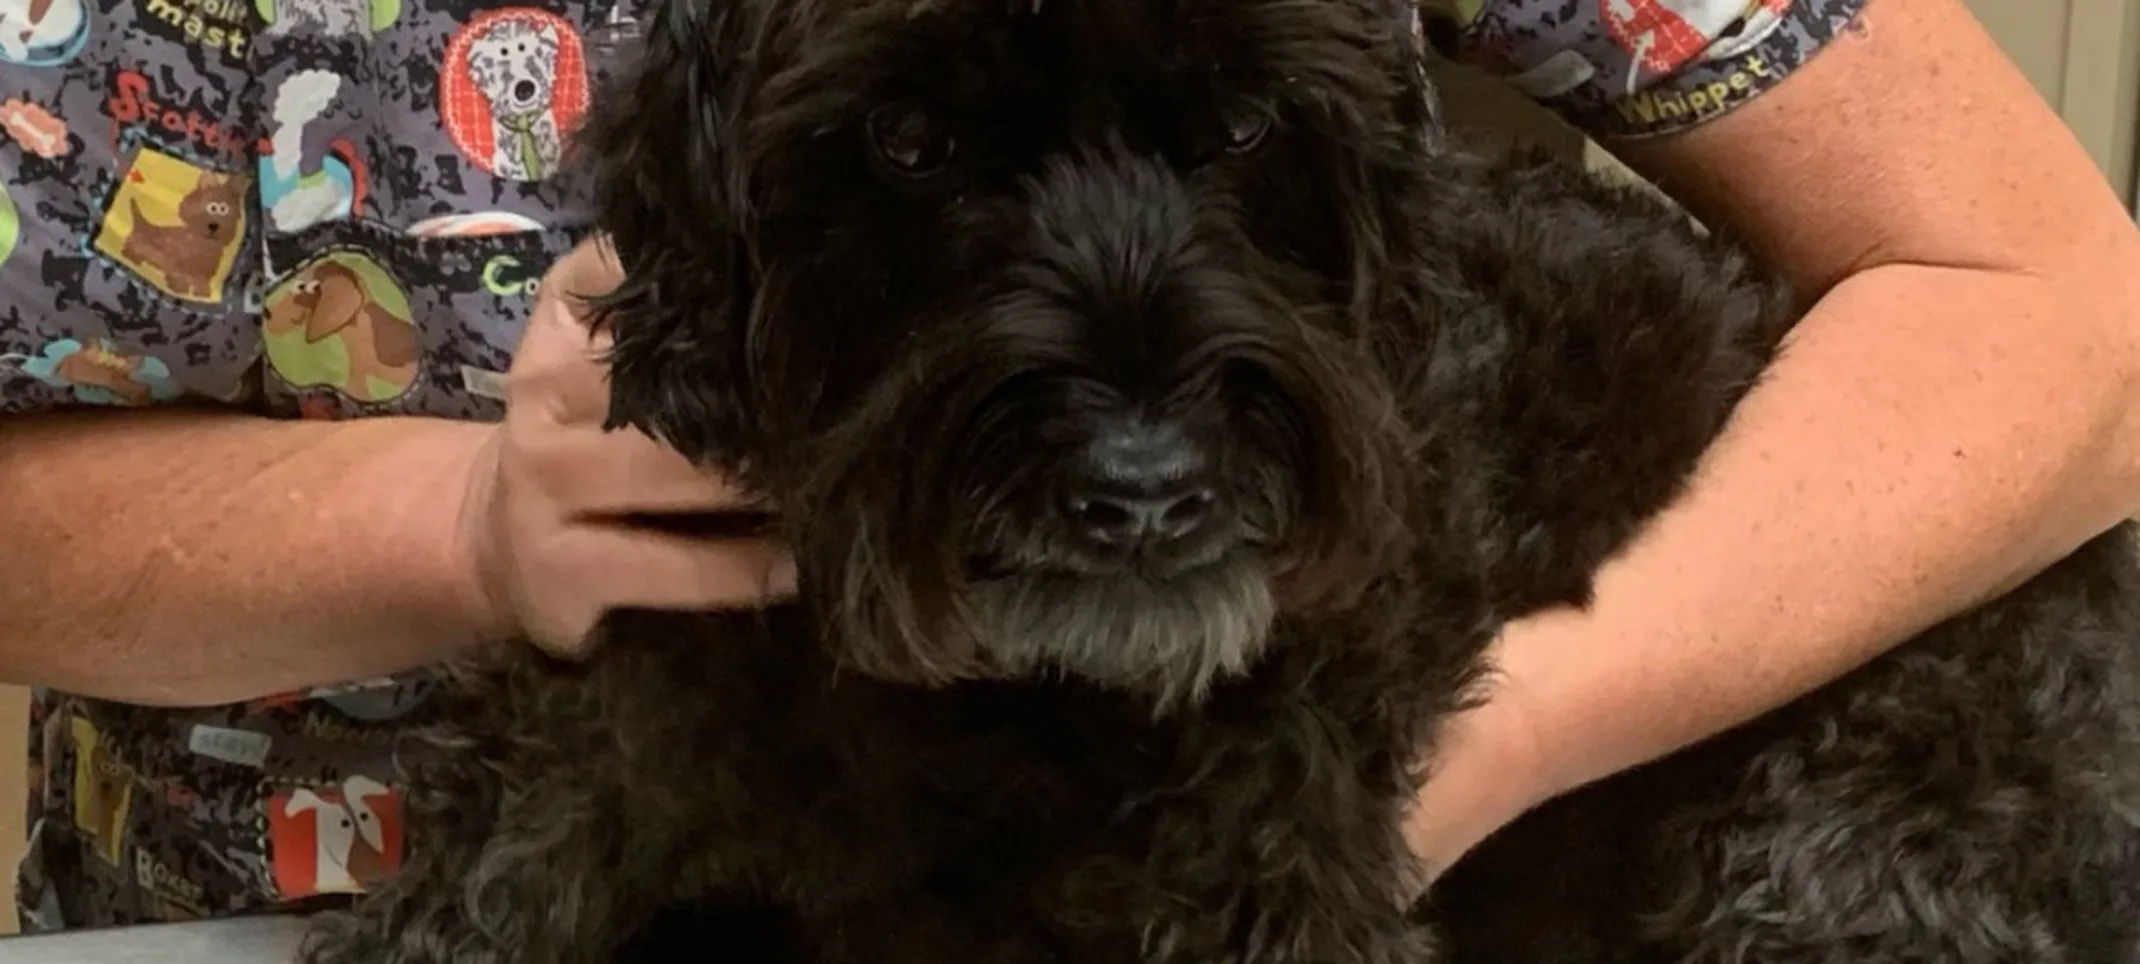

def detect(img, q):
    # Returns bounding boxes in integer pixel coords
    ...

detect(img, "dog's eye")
[1219,103,1273,155]
[865,105,956,178]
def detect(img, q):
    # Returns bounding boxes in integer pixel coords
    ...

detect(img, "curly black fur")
[298,1,2140,962]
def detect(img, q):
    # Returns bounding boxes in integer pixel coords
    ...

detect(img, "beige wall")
[1964,0,2140,203]
[1968,0,2073,101]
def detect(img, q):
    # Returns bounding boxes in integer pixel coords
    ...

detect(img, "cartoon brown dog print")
[121,171,245,301]
[264,260,420,401]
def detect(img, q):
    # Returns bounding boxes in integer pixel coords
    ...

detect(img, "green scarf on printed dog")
[497,111,547,179]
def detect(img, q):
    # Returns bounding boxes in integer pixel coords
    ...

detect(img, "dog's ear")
[1270,5,1439,339]
[1333,48,1439,338]
[304,266,366,342]
[569,0,761,471]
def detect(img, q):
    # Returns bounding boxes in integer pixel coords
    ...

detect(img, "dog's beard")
[967,556,1279,712]
[775,341,1306,710]
[767,291,1410,711]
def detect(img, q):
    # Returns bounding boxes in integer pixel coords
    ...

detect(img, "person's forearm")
[1406,259,2140,874]
[0,410,497,705]
[1516,256,2138,792]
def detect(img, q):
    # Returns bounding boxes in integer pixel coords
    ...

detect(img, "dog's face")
[182,174,241,240]
[583,0,1435,707]
[469,19,560,115]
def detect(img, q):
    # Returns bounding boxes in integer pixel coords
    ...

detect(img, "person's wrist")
[279,415,514,676]
[1400,654,1555,891]
[444,421,519,652]
[366,416,516,656]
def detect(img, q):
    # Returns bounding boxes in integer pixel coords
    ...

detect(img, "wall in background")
[1965,0,2140,205]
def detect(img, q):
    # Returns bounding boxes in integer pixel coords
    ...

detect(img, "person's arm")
[1406,0,2140,873]
[0,242,792,708]
[0,410,493,705]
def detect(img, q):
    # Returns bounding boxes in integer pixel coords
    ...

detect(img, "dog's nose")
[1064,418,1219,550]
[514,79,537,101]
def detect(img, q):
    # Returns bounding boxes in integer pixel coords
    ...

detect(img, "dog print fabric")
[0,0,1854,933]
[1420,0,1871,138]
[0,0,640,930]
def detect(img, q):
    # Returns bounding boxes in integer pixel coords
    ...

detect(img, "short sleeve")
[1418,0,1872,140]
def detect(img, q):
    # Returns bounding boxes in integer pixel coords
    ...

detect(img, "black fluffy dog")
[299,1,2140,962]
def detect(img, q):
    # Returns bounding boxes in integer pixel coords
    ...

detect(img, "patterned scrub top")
[0,0,1865,933]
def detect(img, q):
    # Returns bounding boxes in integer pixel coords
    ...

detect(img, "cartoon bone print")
[465,15,565,180]
[0,98,68,159]
[279,774,400,894]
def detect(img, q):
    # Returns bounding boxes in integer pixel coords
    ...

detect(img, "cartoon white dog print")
[466,17,563,181]
[281,774,398,895]
[263,0,373,38]
[0,0,84,63]
[266,70,352,233]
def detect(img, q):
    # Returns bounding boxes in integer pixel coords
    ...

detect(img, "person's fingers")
[508,240,634,428]
[513,303,624,430]
[530,528,797,645]
[525,420,771,515]
[524,535,797,657]
[487,237,799,659]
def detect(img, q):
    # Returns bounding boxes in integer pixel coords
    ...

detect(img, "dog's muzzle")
[934,148,1322,705]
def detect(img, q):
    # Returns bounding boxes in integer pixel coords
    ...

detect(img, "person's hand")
[458,237,795,656]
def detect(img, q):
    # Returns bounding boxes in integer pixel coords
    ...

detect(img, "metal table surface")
[0,914,310,963]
